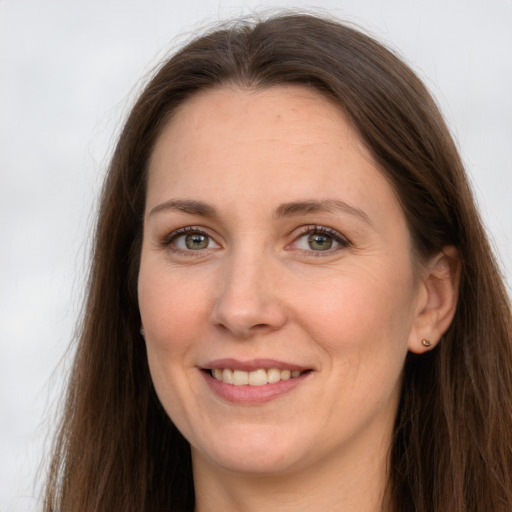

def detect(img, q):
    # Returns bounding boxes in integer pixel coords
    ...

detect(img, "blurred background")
[1,1,511,510]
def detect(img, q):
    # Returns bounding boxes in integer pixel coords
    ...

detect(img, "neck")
[192,430,391,512]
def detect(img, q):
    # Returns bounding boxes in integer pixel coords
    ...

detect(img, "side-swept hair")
[45,13,512,512]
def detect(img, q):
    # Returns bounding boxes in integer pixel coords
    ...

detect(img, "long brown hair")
[45,13,512,512]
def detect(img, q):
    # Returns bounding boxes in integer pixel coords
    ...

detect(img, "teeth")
[280,370,291,380]
[267,368,281,383]
[211,368,304,385]
[233,370,249,385]
[248,369,267,386]
[222,368,234,384]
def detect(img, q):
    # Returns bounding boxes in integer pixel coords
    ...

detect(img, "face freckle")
[138,85,423,480]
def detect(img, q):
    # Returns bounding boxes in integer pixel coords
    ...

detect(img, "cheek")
[138,262,211,347]
[302,264,414,329]
[138,264,209,415]
[138,271,212,422]
[292,261,417,374]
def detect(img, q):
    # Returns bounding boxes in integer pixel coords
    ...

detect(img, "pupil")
[308,233,332,251]
[185,233,208,250]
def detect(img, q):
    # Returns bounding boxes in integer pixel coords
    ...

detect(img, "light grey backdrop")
[1,1,511,510]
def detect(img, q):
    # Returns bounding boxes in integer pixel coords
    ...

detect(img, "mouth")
[201,359,313,403]
[206,367,306,386]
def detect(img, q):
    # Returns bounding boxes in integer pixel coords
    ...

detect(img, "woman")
[44,13,512,512]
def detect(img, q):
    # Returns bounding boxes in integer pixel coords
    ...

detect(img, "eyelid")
[159,224,350,257]
[287,225,351,254]
[160,226,221,254]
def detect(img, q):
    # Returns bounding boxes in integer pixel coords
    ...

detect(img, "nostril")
[210,291,288,338]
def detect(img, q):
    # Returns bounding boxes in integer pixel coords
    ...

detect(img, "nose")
[210,250,288,339]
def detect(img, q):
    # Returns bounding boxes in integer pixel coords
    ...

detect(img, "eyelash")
[160,226,218,256]
[160,224,351,257]
[291,225,351,256]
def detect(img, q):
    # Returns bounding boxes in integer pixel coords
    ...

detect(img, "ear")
[408,246,461,354]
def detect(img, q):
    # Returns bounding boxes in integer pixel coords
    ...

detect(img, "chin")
[191,423,309,476]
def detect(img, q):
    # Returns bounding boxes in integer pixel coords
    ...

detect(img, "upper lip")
[202,358,311,372]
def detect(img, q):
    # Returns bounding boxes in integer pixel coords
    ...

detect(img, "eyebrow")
[148,199,217,218]
[274,199,372,225]
[148,198,371,225]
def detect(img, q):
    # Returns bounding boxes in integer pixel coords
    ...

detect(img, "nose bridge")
[211,241,286,337]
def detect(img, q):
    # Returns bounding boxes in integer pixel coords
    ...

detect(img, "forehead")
[146,85,403,228]
[152,85,364,158]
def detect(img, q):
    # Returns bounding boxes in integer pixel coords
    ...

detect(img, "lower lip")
[202,371,310,404]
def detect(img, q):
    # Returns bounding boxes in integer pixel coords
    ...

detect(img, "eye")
[305,233,335,251]
[164,227,220,253]
[291,226,350,253]
[178,232,210,250]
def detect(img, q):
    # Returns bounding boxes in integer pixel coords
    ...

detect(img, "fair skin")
[138,86,459,512]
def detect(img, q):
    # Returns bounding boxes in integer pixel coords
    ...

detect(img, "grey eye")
[172,231,219,251]
[293,231,341,252]
[307,233,333,251]
[184,233,210,250]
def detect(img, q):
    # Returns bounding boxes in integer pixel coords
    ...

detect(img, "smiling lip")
[205,358,310,372]
[201,358,312,404]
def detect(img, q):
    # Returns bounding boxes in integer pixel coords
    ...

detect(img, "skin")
[138,86,459,511]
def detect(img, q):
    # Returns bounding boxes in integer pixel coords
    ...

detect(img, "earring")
[140,327,145,337]
[422,339,432,347]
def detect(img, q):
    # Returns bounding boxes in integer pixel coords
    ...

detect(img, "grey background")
[1,1,511,510]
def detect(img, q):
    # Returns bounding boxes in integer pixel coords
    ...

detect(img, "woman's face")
[138,86,426,477]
